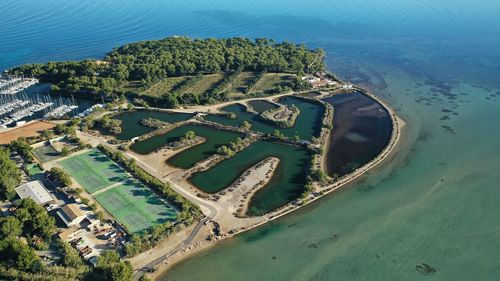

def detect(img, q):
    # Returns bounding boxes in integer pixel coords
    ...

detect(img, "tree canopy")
[0,147,22,200]
[10,37,324,99]
[50,167,73,186]
[85,250,133,281]
[15,198,56,241]
[0,237,42,273]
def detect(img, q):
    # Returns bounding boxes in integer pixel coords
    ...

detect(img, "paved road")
[134,215,211,280]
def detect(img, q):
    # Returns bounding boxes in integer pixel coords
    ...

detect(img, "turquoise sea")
[2,0,500,280]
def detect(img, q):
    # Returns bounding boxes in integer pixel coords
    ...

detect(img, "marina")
[0,93,80,128]
[43,97,79,119]
[0,76,38,95]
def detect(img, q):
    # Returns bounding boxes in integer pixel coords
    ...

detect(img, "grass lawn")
[59,149,128,193]
[94,179,177,234]
[182,73,224,95]
[249,73,295,93]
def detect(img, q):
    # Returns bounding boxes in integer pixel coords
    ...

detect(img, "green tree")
[61,146,70,156]
[127,103,134,111]
[184,131,195,140]
[311,169,327,183]
[15,198,56,240]
[11,37,323,101]
[57,240,85,269]
[217,145,235,157]
[54,124,67,135]
[0,237,42,272]
[124,234,143,257]
[50,167,72,186]
[88,250,133,281]
[272,129,286,140]
[139,275,153,281]
[8,137,33,162]
[0,147,22,199]
[165,95,180,109]
[40,129,54,140]
[0,217,22,239]
[240,120,252,131]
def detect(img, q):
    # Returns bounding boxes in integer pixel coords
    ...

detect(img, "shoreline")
[149,84,404,280]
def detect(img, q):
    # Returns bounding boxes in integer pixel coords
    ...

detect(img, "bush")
[50,167,72,186]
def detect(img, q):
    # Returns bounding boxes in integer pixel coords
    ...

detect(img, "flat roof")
[15,180,54,205]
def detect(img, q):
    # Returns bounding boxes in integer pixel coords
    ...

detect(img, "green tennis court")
[59,149,128,193]
[95,179,177,234]
[25,163,43,176]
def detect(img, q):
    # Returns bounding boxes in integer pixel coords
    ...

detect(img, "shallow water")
[323,92,392,177]
[2,0,500,280]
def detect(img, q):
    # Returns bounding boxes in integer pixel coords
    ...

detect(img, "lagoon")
[130,124,242,169]
[205,97,324,140]
[111,111,192,140]
[3,0,500,280]
[323,92,392,177]
[190,141,309,215]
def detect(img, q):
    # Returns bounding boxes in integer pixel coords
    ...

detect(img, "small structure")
[342,83,354,90]
[58,227,79,241]
[15,180,55,205]
[311,79,330,88]
[302,75,336,88]
[57,204,86,227]
[302,75,320,84]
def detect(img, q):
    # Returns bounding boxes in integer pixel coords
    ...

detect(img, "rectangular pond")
[247,100,279,113]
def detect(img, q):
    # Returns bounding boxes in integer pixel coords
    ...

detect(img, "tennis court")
[95,179,177,234]
[32,145,60,163]
[59,149,129,193]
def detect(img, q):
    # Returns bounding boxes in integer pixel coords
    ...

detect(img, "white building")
[15,180,55,205]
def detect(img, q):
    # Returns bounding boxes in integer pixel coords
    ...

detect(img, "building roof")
[311,79,329,88]
[62,204,84,220]
[57,204,85,227]
[15,180,54,205]
[58,227,78,241]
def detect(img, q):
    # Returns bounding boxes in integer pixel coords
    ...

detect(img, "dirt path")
[0,120,55,144]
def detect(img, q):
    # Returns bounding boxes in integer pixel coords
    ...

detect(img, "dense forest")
[10,37,324,104]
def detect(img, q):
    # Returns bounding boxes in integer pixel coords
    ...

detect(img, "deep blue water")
[2,1,500,280]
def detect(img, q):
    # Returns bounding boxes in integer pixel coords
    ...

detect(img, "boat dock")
[0,76,39,95]
[0,93,80,128]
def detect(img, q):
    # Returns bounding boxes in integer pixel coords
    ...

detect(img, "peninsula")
[0,37,401,281]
